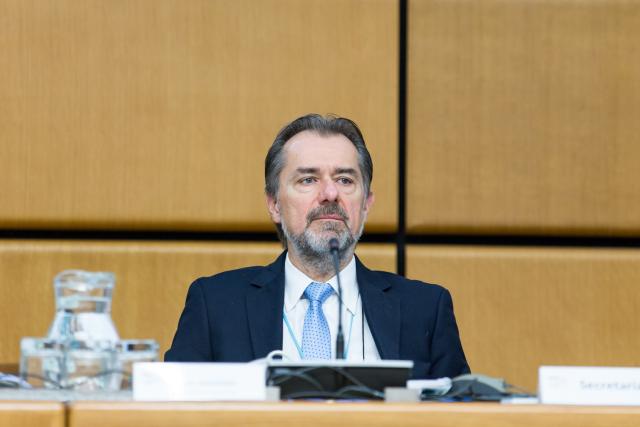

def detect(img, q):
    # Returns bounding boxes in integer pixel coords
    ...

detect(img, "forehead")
[281,130,359,172]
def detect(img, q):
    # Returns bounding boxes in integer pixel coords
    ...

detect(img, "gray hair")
[264,114,373,244]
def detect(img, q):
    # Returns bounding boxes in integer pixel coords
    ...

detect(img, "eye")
[299,176,316,185]
[337,177,354,185]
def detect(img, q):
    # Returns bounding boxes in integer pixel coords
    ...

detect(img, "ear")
[266,194,281,224]
[363,191,375,216]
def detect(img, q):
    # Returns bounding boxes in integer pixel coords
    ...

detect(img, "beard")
[281,203,365,276]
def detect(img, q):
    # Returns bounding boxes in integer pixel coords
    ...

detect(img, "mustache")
[306,204,349,225]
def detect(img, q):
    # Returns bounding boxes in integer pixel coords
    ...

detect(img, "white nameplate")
[133,362,267,401]
[539,366,640,406]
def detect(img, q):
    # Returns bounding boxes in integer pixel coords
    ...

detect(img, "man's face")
[266,130,374,256]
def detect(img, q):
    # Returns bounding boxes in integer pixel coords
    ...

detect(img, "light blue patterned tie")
[301,282,334,359]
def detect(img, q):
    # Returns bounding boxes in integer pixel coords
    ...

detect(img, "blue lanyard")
[283,298,357,359]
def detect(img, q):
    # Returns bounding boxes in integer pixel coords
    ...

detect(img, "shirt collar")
[284,253,358,315]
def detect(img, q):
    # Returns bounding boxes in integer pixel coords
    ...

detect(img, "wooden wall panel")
[407,245,640,392]
[0,402,64,427]
[407,0,640,235]
[0,0,397,231]
[0,240,395,364]
[67,402,640,427]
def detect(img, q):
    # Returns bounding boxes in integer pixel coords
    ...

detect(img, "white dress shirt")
[282,253,381,361]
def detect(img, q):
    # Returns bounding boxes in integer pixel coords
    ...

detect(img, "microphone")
[329,238,345,359]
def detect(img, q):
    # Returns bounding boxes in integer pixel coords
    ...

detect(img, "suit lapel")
[356,258,401,359]
[246,252,286,359]
[245,253,400,360]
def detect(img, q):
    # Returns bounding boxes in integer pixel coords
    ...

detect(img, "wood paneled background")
[2,0,639,392]
[408,0,640,235]
[407,245,640,392]
[0,241,394,364]
[0,0,398,231]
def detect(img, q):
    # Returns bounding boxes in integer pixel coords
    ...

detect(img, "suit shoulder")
[201,264,266,281]
[190,265,268,292]
[369,269,449,296]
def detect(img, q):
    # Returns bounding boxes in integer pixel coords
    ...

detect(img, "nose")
[318,179,339,202]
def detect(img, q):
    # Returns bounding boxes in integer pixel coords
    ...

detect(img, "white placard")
[133,362,267,401]
[406,377,452,395]
[539,366,640,406]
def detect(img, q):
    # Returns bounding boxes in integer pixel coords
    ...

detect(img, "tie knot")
[304,282,334,304]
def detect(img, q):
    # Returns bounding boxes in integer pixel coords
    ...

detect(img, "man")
[165,114,469,379]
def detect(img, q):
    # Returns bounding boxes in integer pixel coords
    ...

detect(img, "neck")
[287,246,354,282]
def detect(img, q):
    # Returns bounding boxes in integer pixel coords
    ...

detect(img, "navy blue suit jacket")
[165,252,470,379]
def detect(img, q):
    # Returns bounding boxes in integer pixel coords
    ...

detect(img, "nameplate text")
[539,366,640,406]
[133,362,267,401]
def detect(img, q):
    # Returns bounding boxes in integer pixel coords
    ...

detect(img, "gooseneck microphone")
[329,238,345,359]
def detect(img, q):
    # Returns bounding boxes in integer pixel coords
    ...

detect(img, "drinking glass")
[19,337,64,389]
[116,339,159,390]
[63,339,118,391]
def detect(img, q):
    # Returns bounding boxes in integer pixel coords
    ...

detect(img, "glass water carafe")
[47,270,119,342]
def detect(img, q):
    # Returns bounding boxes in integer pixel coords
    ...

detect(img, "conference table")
[3,400,640,427]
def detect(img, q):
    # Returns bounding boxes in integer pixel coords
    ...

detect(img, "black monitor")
[266,359,413,400]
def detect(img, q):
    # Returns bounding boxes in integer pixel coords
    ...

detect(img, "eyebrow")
[295,167,319,175]
[294,167,358,175]
[334,167,357,176]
